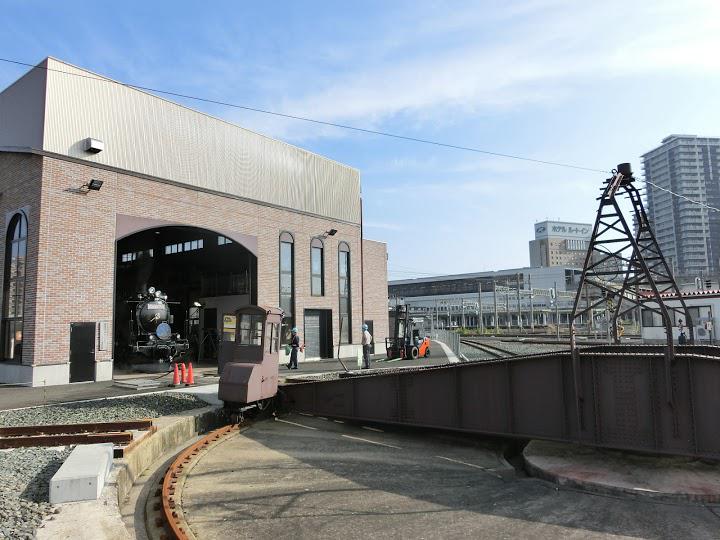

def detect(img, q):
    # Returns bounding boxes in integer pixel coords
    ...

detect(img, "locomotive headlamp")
[154,290,162,298]
[148,287,156,295]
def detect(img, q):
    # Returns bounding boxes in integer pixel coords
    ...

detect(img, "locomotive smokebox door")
[218,305,283,406]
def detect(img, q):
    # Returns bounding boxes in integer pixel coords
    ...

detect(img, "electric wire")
[0,57,718,213]
[0,57,607,174]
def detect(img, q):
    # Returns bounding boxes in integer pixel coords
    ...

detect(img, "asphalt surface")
[181,414,720,539]
[0,343,450,411]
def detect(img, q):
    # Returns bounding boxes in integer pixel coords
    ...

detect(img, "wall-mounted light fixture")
[84,138,104,153]
[319,229,338,239]
[80,179,104,193]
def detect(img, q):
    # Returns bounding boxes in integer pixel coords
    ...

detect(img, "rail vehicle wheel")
[229,411,244,424]
[409,346,419,359]
[257,398,273,411]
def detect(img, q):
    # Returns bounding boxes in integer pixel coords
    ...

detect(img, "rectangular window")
[311,246,324,296]
[237,313,263,345]
[280,239,294,344]
[338,249,351,343]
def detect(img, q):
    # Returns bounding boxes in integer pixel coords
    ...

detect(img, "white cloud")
[246,0,720,141]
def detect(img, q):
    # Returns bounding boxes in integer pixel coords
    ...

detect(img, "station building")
[389,266,584,329]
[0,57,388,386]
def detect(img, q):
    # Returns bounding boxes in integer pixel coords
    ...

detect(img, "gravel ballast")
[0,447,71,540]
[0,392,210,538]
[0,392,207,427]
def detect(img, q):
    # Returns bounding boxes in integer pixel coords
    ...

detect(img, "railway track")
[154,423,242,540]
[460,339,517,358]
[0,419,155,456]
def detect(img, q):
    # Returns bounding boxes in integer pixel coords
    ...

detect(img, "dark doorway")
[304,309,333,359]
[70,322,96,383]
[201,307,218,363]
[114,226,256,369]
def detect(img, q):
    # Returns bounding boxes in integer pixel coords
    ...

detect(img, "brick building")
[0,58,388,386]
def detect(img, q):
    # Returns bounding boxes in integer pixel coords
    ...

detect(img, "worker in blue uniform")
[287,327,301,369]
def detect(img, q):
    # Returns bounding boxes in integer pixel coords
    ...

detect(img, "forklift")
[385,304,431,360]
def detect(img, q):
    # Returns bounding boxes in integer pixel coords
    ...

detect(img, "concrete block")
[50,443,114,504]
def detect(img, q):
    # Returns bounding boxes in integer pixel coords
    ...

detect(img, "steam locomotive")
[129,287,189,362]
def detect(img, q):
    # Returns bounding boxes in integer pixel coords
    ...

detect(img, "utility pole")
[461,298,465,329]
[529,274,534,332]
[478,281,484,335]
[493,279,497,333]
[554,281,560,340]
[516,273,522,332]
[506,282,511,331]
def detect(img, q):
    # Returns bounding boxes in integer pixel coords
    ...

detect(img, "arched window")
[338,242,351,343]
[311,237,324,296]
[2,213,27,361]
[279,232,295,343]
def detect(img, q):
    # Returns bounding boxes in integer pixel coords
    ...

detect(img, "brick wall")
[0,153,43,366]
[362,239,389,350]
[28,154,370,370]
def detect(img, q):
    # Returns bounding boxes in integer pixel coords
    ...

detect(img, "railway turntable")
[157,413,720,539]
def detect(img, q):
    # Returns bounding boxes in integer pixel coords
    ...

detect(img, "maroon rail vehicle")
[218,305,283,414]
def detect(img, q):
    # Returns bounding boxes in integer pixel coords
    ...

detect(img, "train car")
[218,305,284,420]
[128,287,189,362]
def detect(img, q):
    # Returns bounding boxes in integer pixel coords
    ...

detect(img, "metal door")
[70,322,96,383]
[304,311,321,359]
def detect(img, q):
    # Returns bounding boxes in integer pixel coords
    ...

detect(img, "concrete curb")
[523,440,720,504]
[111,405,223,507]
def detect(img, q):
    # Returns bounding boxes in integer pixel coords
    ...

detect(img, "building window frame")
[2,212,28,362]
[279,232,295,343]
[338,241,351,343]
[311,237,324,297]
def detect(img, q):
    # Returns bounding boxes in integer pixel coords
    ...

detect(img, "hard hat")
[362,324,368,330]
[291,327,298,334]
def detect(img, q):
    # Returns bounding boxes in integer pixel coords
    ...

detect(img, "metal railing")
[431,329,460,356]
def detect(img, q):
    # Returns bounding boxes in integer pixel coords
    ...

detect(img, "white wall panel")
[40,58,361,223]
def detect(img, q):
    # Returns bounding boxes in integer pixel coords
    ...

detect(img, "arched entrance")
[114,225,257,371]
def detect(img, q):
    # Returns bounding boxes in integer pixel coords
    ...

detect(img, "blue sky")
[1,1,719,279]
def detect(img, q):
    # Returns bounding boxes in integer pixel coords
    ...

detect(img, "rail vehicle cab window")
[238,313,263,346]
[265,323,280,354]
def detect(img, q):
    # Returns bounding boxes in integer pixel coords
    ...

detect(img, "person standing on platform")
[361,324,373,369]
[678,318,687,345]
[287,327,301,369]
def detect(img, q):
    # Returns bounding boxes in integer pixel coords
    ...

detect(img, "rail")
[460,339,517,358]
[160,424,240,540]
[0,419,154,451]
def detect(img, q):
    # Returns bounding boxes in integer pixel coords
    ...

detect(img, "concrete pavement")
[180,414,720,539]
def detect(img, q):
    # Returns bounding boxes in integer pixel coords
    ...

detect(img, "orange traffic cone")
[185,363,195,386]
[181,363,187,384]
[172,363,181,386]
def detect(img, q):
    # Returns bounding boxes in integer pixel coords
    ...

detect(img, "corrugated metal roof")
[0,57,361,224]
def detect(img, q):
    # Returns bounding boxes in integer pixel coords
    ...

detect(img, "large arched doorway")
[114,225,257,371]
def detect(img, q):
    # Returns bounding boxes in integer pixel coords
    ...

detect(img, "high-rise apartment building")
[642,135,720,279]
[529,220,591,268]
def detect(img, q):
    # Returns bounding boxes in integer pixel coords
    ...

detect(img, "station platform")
[178,413,720,539]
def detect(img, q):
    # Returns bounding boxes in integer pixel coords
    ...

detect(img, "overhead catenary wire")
[0,56,717,213]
